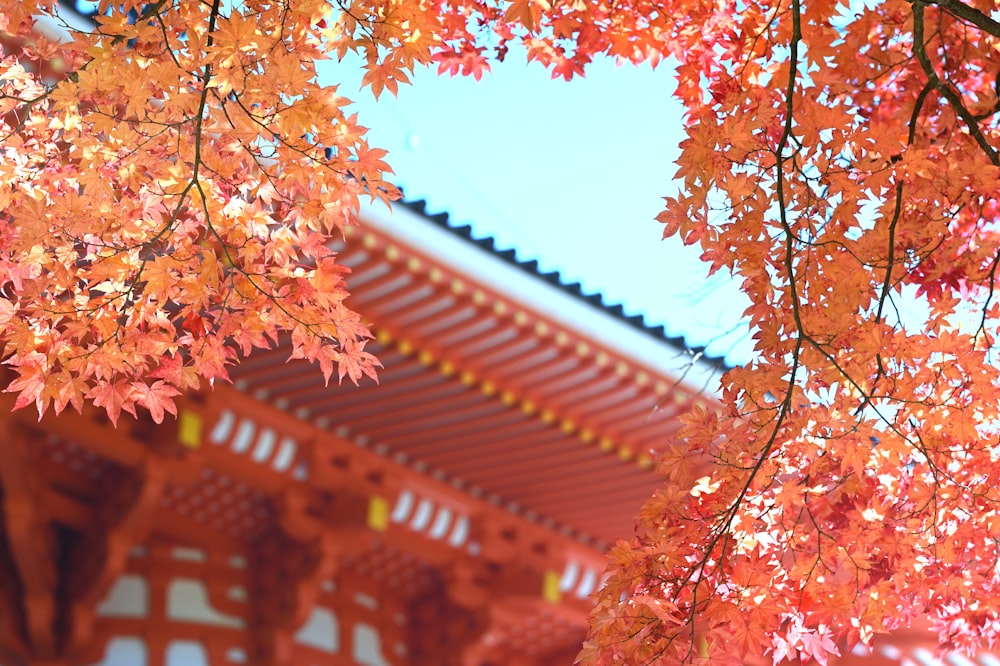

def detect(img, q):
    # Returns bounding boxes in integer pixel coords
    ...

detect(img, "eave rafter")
[341,222,711,474]
[224,207,722,550]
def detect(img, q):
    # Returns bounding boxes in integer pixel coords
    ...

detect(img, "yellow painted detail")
[385,244,400,261]
[362,233,377,248]
[580,428,595,444]
[635,371,650,387]
[481,381,497,397]
[534,322,550,337]
[615,361,630,377]
[493,301,508,316]
[554,331,570,347]
[513,311,529,327]
[178,411,202,449]
[543,570,562,603]
[450,279,465,295]
[599,437,615,453]
[429,268,443,283]
[472,289,487,305]
[638,453,654,470]
[500,390,517,406]
[439,360,455,376]
[460,370,476,386]
[406,256,422,272]
[376,329,393,345]
[367,496,389,532]
[397,339,413,356]
[560,419,576,435]
[521,400,537,416]
[575,341,590,357]
[617,446,634,462]
[418,350,435,366]
[540,409,556,425]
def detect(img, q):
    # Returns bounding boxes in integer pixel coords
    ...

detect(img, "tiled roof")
[399,199,732,372]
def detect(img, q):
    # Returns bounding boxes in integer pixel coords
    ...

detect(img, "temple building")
[0,201,725,665]
[0,192,997,665]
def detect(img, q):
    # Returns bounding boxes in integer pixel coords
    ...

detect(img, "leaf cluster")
[0,0,397,422]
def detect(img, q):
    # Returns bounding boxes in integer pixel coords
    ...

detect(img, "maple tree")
[574,0,1000,663]
[5,0,1000,662]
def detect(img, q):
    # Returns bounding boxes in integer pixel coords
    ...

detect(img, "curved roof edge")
[397,199,732,374]
[358,200,727,400]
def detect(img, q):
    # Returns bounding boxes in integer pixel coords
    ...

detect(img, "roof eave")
[359,201,725,401]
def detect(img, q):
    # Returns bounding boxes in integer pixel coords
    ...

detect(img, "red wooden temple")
[0,199,994,666]
[0,200,727,665]
[0,157,995,666]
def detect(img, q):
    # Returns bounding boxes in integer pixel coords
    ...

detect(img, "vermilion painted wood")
[0,384,609,665]
[226,220,700,548]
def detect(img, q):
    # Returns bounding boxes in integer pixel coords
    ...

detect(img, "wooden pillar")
[0,407,178,665]
[0,425,59,662]
[64,454,169,654]
[143,543,170,666]
[246,487,343,666]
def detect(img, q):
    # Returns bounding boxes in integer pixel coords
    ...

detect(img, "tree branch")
[925,0,1000,38]
[913,2,1000,165]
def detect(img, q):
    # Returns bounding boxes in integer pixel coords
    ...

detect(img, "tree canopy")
[4,0,1000,662]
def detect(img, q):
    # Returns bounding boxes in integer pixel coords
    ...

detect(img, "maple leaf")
[0,299,17,328]
[5,357,49,418]
[44,370,88,415]
[88,380,137,427]
[799,625,841,666]
[504,0,537,31]
[730,617,769,658]
[131,380,181,424]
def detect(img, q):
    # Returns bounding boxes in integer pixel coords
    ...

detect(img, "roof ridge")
[398,199,731,372]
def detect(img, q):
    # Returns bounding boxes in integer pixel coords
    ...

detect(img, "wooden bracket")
[247,524,339,666]
[63,452,169,654]
[405,580,490,666]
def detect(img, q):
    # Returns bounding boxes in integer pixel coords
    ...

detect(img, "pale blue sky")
[319,51,752,365]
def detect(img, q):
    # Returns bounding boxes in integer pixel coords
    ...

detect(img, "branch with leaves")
[0,0,402,421]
